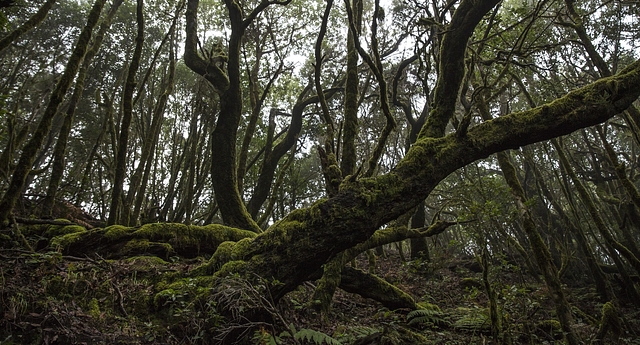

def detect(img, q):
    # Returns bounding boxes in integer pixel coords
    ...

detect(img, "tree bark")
[340,0,362,177]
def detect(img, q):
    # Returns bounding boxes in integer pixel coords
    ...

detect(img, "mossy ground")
[2,224,639,344]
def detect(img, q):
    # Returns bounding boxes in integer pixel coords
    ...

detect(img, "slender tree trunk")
[236,27,264,195]
[476,90,580,345]
[158,126,186,221]
[0,0,106,225]
[42,0,124,217]
[0,114,29,183]
[126,40,176,225]
[410,201,429,260]
[340,0,362,177]
[108,0,144,225]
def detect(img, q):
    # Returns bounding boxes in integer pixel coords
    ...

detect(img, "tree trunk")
[476,89,580,345]
[410,201,429,260]
[340,0,362,177]
[108,0,144,225]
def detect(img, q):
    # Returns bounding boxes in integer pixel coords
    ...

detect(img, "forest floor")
[1,227,639,344]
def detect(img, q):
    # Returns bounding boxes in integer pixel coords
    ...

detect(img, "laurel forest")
[0,0,639,343]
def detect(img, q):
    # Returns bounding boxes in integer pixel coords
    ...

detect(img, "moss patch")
[103,224,134,240]
[44,224,86,238]
[50,230,87,249]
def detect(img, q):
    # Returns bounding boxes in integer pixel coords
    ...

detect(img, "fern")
[294,328,342,345]
[407,307,450,328]
[350,326,379,338]
[452,307,490,332]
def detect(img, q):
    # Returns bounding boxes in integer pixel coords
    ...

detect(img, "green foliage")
[293,327,342,345]
[452,307,491,332]
[0,13,7,31]
[407,306,450,328]
[88,297,101,319]
[253,325,342,345]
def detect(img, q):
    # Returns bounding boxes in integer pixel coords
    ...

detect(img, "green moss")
[231,237,253,260]
[536,319,563,339]
[338,173,405,208]
[103,224,133,240]
[133,223,256,254]
[596,301,622,339]
[311,257,344,315]
[122,239,174,258]
[209,241,235,268]
[88,298,101,319]
[44,224,86,238]
[50,230,86,249]
[137,223,186,242]
[214,260,248,278]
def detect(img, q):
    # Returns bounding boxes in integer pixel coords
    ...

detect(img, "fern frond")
[407,308,449,328]
[351,326,378,338]
[294,328,342,345]
[408,308,440,319]
[452,307,490,332]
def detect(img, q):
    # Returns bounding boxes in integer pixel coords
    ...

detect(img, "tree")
[176,0,640,302]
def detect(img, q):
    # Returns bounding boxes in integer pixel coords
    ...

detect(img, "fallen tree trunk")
[48,223,256,259]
